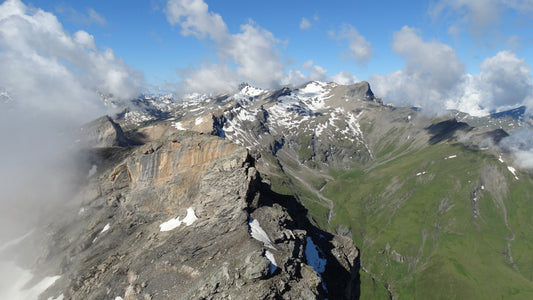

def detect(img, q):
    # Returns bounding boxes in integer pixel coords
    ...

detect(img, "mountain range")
[2,80,533,299]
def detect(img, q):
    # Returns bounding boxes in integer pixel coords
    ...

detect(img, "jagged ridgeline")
[3,81,533,299]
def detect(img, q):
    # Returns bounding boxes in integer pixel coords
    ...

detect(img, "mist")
[0,4,142,297]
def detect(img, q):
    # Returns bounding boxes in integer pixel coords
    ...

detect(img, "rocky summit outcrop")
[80,115,131,148]
[26,129,359,299]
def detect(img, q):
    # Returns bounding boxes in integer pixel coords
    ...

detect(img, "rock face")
[80,115,131,148]
[32,130,359,299]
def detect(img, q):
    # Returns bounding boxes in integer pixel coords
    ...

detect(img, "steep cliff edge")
[13,129,359,299]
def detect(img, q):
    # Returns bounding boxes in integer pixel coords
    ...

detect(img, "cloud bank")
[0,0,142,239]
[370,26,533,117]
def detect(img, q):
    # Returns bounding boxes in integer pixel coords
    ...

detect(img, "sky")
[1,0,533,116]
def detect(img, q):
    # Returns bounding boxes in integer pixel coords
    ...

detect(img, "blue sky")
[2,0,533,116]
[23,0,533,81]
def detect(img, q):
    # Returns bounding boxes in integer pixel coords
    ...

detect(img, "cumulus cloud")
[180,64,237,93]
[166,0,227,40]
[300,17,311,30]
[477,50,533,110]
[166,0,285,93]
[222,22,285,88]
[0,0,142,109]
[370,26,465,114]
[282,60,328,87]
[370,26,533,116]
[330,24,373,65]
[0,0,142,240]
[370,26,533,117]
[330,71,359,85]
[448,50,533,115]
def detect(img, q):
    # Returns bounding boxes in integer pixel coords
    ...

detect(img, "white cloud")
[166,0,285,93]
[330,71,359,85]
[477,50,533,110]
[282,60,328,87]
[0,0,142,116]
[370,26,533,116]
[166,0,227,40]
[501,129,533,169]
[330,24,373,65]
[0,0,142,250]
[300,17,311,30]
[222,22,285,88]
[370,26,465,115]
[180,64,237,93]
[449,50,533,115]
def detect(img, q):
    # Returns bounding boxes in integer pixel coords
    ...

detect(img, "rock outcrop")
[80,115,131,148]
[28,129,359,299]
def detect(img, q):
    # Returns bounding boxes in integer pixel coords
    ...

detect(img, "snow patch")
[265,250,278,274]
[173,121,186,130]
[182,207,198,226]
[315,122,327,137]
[48,294,64,300]
[499,155,504,163]
[239,85,266,98]
[195,117,204,125]
[295,81,335,111]
[249,217,276,250]
[100,223,110,234]
[159,208,198,231]
[507,166,519,180]
[416,171,427,176]
[123,111,153,125]
[445,154,457,160]
[159,216,182,232]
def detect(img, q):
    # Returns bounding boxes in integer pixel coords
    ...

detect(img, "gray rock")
[80,115,130,148]
[17,124,359,300]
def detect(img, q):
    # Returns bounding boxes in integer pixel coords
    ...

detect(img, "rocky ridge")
[3,118,360,300]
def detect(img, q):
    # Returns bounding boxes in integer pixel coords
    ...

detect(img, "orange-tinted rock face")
[127,134,245,184]
[108,133,249,215]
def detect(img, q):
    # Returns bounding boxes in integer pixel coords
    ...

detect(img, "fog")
[0,5,142,298]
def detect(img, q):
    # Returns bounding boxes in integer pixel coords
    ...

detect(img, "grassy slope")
[323,142,533,299]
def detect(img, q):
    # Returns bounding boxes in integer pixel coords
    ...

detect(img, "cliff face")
[25,130,359,300]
